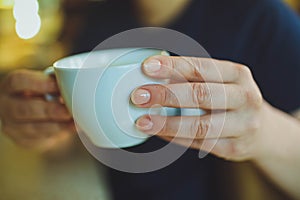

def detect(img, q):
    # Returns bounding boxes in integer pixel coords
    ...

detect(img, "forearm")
[253,104,300,199]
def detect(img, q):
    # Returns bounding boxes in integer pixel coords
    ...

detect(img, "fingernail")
[136,116,153,131]
[143,59,161,74]
[131,89,151,105]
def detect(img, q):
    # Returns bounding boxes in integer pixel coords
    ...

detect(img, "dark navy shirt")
[73,0,300,199]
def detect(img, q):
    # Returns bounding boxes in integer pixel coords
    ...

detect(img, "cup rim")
[53,48,167,70]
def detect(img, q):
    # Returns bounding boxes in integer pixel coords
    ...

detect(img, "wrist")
[248,103,300,199]
[250,102,283,162]
[251,102,300,164]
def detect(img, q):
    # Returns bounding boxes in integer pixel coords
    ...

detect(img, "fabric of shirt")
[72,0,300,199]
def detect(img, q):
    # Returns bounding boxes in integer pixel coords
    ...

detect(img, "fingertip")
[142,55,173,80]
[135,115,153,131]
[142,57,162,75]
[130,88,151,105]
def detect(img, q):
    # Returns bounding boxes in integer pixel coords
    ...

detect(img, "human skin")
[0,0,300,198]
[0,0,191,152]
[131,56,300,199]
[0,70,76,153]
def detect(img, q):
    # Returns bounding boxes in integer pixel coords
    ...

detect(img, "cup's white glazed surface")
[53,48,178,148]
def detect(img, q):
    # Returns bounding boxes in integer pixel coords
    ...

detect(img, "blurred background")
[0,0,299,200]
[0,0,299,74]
[0,0,95,73]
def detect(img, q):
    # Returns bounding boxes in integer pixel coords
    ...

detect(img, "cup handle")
[43,66,59,102]
[44,66,54,76]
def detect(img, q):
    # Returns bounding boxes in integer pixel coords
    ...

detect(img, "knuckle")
[167,56,176,70]
[160,86,168,105]
[243,88,263,109]
[191,83,210,106]
[191,118,210,138]
[6,70,28,92]
[158,85,177,106]
[15,100,49,121]
[158,55,174,71]
[189,57,203,79]
[235,64,252,79]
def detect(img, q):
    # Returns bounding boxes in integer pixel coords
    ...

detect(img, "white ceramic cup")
[47,48,179,148]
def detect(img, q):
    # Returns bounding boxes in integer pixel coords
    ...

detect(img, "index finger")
[2,69,59,95]
[142,56,248,83]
